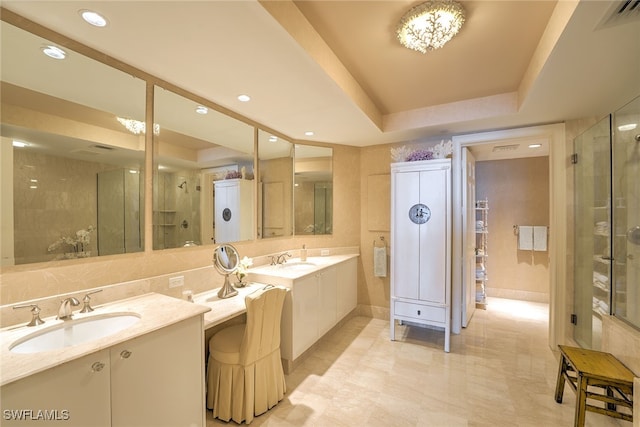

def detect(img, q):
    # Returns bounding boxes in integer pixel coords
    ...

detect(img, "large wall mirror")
[153,86,255,249]
[294,145,333,235]
[257,130,293,239]
[1,21,146,265]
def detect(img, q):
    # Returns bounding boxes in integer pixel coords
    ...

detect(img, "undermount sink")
[9,312,141,354]
[279,261,317,269]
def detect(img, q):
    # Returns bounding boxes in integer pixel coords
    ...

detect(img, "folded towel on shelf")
[373,246,387,278]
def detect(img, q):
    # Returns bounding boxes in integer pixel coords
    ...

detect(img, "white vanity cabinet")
[0,316,205,427]
[214,178,253,244]
[110,315,204,427]
[278,257,357,366]
[390,159,451,352]
[1,349,111,426]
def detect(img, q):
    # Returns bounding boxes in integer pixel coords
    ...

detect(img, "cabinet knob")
[120,350,132,359]
[417,310,421,315]
[91,362,105,372]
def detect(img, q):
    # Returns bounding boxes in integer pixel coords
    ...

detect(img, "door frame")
[451,123,566,349]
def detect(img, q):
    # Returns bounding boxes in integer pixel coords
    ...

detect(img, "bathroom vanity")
[0,293,209,427]
[249,254,358,371]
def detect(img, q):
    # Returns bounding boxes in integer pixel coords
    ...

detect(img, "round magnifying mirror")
[213,244,240,298]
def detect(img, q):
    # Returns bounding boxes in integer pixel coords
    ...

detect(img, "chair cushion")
[209,324,245,365]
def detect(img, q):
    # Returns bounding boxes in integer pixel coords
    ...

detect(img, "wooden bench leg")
[555,353,568,403]
[575,375,588,427]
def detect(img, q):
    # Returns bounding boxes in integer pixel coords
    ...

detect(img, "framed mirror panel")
[152,86,255,249]
[257,130,293,239]
[1,21,146,265]
[294,144,333,235]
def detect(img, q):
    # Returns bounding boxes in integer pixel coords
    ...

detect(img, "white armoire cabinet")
[214,178,253,243]
[390,158,451,352]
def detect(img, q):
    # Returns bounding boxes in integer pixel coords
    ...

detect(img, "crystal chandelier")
[116,117,160,135]
[396,0,465,54]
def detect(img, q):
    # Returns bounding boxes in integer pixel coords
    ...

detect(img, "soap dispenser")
[300,244,307,261]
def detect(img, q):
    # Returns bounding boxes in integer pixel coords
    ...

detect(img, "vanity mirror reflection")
[257,130,293,239]
[294,145,333,235]
[152,86,255,249]
[0,20,146,265]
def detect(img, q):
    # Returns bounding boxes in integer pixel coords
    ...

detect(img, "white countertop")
[193,282,269,330]
[248,254,359,281]
[0,293,210,386]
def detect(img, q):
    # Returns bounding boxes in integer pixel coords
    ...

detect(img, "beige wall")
[475,157,550,302]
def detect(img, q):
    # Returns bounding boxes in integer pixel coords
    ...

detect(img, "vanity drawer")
[394,300,445,323]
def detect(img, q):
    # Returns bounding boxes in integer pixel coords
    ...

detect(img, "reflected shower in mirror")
[257,130,293,239]
[0,21,146,265]
[153,86,255,249]
[294,145,333,235]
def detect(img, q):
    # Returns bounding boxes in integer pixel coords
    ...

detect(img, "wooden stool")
[555,345,634,427]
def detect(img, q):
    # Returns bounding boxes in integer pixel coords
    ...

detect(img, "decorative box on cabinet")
[390,159,452,352]
[214,178,253,243]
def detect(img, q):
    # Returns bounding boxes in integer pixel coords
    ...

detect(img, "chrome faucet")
[58,297,80,320]
[276,252,292,265]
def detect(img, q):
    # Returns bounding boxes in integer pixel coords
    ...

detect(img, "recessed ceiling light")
[304,131,314,136]
[618,123,637,131]
[237,95,251,102]
[528,144,542,148]
[195,106,208,115]
[79,10,108,27]
[12,140,28,148]
[42,45,66,60]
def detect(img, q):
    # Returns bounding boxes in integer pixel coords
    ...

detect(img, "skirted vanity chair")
[206,285,287,424]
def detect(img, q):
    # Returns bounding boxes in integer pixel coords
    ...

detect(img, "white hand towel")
[533,226,547,251]
[373,246,387,277]
[518,226,533,250]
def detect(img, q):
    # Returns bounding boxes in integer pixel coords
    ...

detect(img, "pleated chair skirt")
[207,348,286,424]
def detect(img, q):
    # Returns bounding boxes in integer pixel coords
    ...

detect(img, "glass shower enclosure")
[573,95,640,348]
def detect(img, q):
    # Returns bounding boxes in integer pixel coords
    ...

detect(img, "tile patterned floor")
[207,298,631,426]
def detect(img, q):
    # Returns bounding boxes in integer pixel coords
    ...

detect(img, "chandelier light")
[396,0,466,54]
[116,117,160,135]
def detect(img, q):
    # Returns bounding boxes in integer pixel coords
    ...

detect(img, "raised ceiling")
[2,0,639,152]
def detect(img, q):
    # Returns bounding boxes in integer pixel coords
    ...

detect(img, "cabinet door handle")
[120,350,132,359]
[91,362,105,372]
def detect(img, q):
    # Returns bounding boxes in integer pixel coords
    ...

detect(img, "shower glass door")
[612,96,640,329]
[573,116,611,349]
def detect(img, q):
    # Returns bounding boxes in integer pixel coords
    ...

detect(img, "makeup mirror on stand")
[213,244,240,298]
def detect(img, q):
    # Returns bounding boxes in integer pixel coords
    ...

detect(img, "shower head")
[178,181,187,189]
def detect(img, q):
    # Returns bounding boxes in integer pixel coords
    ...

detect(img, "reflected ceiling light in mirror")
[195,105,208,114]
[237,94,251,102]
[618,123,637,131]
[42,45,66,60]
[528,144,542,149]
[12,140,29,148]
[116,117,160,135]
[79,10,108,27]
[396,0,465,53]
[269,136,278,142]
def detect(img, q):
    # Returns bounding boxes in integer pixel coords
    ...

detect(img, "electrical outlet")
[169,276,184,288]
[321,249,330,256]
